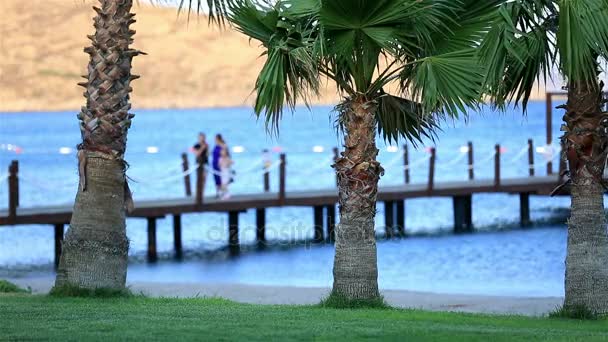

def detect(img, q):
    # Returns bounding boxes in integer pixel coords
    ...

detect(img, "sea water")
[0,102,578,296]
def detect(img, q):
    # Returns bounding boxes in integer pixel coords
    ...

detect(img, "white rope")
[245,159,283,177]
[292,155,335,178]
[467,151,497,170]
[19,175,76,191]
[129,163,202,185]
[402,155,430,171]
[435,152,467,171]
[382,149,406,168]
[506,144,530,164]
[235,159,264,174]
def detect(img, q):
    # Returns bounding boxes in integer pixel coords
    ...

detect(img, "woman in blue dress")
[212,134,227,197]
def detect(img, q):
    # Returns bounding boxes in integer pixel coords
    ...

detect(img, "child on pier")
[219,148,234,200]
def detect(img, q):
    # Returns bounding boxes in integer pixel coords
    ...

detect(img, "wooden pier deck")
[0,175,559,226]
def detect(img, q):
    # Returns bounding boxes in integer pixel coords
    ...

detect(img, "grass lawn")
[1,294,607,341]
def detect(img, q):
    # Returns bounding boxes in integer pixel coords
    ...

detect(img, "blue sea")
[0,102,577,296]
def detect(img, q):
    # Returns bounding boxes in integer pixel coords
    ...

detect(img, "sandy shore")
[8,277,561,317]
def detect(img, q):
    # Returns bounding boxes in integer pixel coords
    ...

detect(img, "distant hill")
[0,0,553,113]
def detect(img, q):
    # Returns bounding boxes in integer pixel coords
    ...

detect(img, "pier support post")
[520,193,531,227]
[8,160,19,223]
[396,200,405,236]
[147,217,158,263]
[173,215,183,260]
[313,206,324,243]
[384,201,395,238]
[256,208,266,245]
[228,211,240,254]
[54,223,64,269]
[326,204,336,242]
[453,195,473,233]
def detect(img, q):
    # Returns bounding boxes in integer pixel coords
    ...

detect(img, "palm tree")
[55,0,229,291]
[227,0,500,301]
[55,0,141,290]
[481,0,608,314]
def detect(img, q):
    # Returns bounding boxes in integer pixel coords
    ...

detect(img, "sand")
[0,0,558,113]
[8,277,562,316]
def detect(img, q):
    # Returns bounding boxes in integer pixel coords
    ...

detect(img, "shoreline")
[0,96,557,114]
[7,277,562,316]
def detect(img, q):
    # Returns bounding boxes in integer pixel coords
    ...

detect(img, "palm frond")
[229,0,320,132]
[479,0,557,110]
[376,92,438,145]
[401,50,484,119]
[558,0,608,82]
[175,0,235,24]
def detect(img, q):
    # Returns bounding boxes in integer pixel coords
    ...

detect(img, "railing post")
[263,168,270,193]
[427,147,436,192]
[467,142,474,180]
[546,93,553,175]
[181,153,192,197]
[279,153,286,205]
[8,160,19,223]
[195,162,204,205]
[403,144,410,184]
[528,139,535,177]
[263,149,270,192]
[494,144,501,187]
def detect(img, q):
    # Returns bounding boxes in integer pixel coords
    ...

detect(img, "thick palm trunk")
[55,0,140,290]
[332,96,382,300]
[562,80,608,313]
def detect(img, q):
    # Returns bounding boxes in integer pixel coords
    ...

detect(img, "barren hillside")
[0,0,551,112]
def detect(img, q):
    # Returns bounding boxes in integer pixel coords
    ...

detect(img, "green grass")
[1,294,607,341]
[319,292,389,309]
[50,284,135,298]
[550,305,599,320]
[0,280,29,294]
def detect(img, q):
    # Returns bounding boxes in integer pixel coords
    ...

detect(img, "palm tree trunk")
[563,79,608,313]
[332,95,382,300]
[55,0,141,290]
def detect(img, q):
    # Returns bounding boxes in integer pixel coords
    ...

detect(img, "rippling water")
[0,102,583,296]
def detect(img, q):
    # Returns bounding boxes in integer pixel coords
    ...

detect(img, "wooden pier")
[1,137,566,268]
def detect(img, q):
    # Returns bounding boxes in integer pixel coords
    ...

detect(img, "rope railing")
[291,154,335,178]
[128,163,202,186]
[5,140,567,208]
[403,156,429,171]
[467,150,497,170]
[435,152,467,171]
[19,174,77,191]
[505,145,530,164]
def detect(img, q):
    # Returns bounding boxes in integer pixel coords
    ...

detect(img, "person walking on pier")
[219,147,234,199]
[212,134,228,198]
[192,132,209,167]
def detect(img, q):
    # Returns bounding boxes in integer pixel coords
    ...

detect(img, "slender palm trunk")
[563,79,608,313]
[332,95,382,300]
[55,0,140,290]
